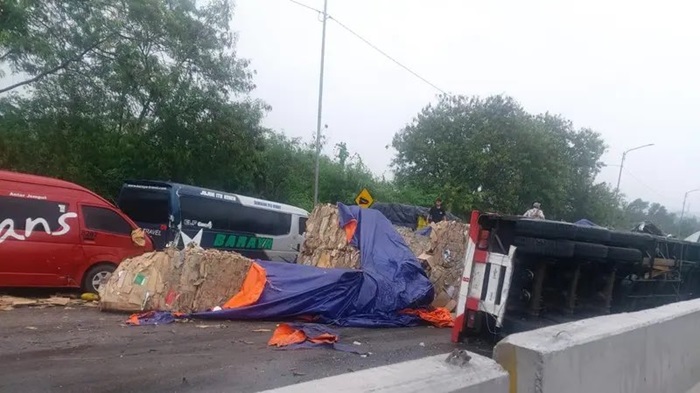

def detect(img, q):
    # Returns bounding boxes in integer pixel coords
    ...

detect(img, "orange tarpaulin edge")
[401,307,454,328]
[268,323,307,347]
[343,219,358,243]
[268,323,339,347]
[222,262,267,309]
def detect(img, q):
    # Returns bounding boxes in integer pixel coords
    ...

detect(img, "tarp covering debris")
[370,202,461,230]
[125,204,452,328]
[191,204,438,327]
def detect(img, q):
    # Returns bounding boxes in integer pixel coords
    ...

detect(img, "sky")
[231,0,700,212]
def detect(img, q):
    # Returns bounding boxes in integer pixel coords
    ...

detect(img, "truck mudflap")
[452,211,515,343]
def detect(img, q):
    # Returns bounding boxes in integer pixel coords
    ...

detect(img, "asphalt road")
[0,307,491,393]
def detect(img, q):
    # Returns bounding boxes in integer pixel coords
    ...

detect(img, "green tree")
[392,94,608,219]
[0,0,266,198]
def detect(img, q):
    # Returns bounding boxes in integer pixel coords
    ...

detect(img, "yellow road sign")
[354,188,374,208]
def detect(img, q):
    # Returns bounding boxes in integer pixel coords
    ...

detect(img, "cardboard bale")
[99,247,252,313]
[394,226,431,257]
[297,204,468,311]
[423,221,470,309]
[299,204,361,269]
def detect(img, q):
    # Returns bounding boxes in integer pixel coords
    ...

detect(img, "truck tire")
[514,219,576,240]
[607,247,643,264]
[514,236,575,258]
[573,242,608,259]
[607,231,655,250]
[573,226,611,243]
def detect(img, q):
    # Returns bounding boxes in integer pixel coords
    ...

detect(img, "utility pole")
[615,143,654,195]
[678,188,700,237]
[313,0,329,206]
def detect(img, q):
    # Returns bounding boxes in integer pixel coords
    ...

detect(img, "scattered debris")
[352,341,362,346]
[252,328,272,332]
[195,324,226,329]
[26,326,38,330]
[419,342,425,347]
[0,295,96,311]
[81,293,99,302]
[445,349,472,366]
[291,370,306,377]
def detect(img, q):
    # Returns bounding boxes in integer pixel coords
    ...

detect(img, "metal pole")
[614,143,654,195]
[313,0,328,206]
[615,152,626,195]
[678,188,700,237]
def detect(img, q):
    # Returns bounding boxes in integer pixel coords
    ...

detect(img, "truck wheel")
[573,242,608,259]
[608,231,655,250]
[573,226,611,243]
[607,247,643,264]
[82,264,116,293]
[514,219,576,240]
[514,236,575,258]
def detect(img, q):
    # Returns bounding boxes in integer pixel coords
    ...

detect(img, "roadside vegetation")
[1,0,696,235]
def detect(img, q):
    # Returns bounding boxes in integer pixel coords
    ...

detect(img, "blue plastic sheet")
[574,219,599,227]
[192,203,435,327]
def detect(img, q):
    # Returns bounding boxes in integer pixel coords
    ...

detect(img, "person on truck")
[524,202,545,219]
[428,198,446,223]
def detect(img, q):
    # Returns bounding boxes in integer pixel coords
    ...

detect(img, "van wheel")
[82,264,116,293]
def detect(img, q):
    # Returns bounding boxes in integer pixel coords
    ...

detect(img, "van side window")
[179,195,292,236]
[298,217,307,235]
[0,195,69,231]
[82,206,132,235]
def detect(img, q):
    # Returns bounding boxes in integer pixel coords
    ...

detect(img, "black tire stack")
[512,219,652,264]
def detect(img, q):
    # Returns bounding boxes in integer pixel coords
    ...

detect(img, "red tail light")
[159,224,167,231]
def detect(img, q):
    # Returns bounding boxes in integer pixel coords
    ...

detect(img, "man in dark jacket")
[428,198,446,223]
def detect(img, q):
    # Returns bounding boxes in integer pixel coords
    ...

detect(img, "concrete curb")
[494,298,700,393]
[260,351,509,393]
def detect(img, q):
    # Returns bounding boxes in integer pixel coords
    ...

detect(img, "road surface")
[0,307,491,393]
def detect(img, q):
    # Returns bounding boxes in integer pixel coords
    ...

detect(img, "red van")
[0,170,153,292]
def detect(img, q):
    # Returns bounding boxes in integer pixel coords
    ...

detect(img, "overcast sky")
[232,0,699,211]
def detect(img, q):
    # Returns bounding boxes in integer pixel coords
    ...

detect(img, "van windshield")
[117,186,170,224]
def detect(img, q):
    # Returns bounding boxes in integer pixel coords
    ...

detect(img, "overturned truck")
[452,211,700,342]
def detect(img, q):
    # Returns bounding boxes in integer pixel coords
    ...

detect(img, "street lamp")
[678,188,700,237]
[312,0,329,206]
[615,143,654,194]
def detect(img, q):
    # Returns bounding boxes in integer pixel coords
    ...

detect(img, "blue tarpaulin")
[184,203,436,327]
[574,219,599,227]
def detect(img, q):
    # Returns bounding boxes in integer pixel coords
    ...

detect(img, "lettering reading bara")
[213,233,273,250]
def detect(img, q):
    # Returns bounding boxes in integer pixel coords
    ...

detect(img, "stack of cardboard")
[298,204,361,269]
[418,221,470,311]
[99,246,252,313]
[394,226,431,257]
[298,204,469,311]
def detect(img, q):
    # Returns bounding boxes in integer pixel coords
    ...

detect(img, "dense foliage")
[0,0,697,237]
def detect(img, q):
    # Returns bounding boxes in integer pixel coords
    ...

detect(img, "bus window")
[179,195,291,236]
[118,187,170,225]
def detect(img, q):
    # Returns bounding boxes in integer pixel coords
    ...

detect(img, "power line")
[287,0,323,15]
[286,0,447,95]
[621,168,671,202]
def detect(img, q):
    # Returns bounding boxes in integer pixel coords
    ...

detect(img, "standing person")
[428,198,446,223]
[524,202,545,219]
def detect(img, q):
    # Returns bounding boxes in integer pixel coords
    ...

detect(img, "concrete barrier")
[494,299,700,393]
[260,351,509,393]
